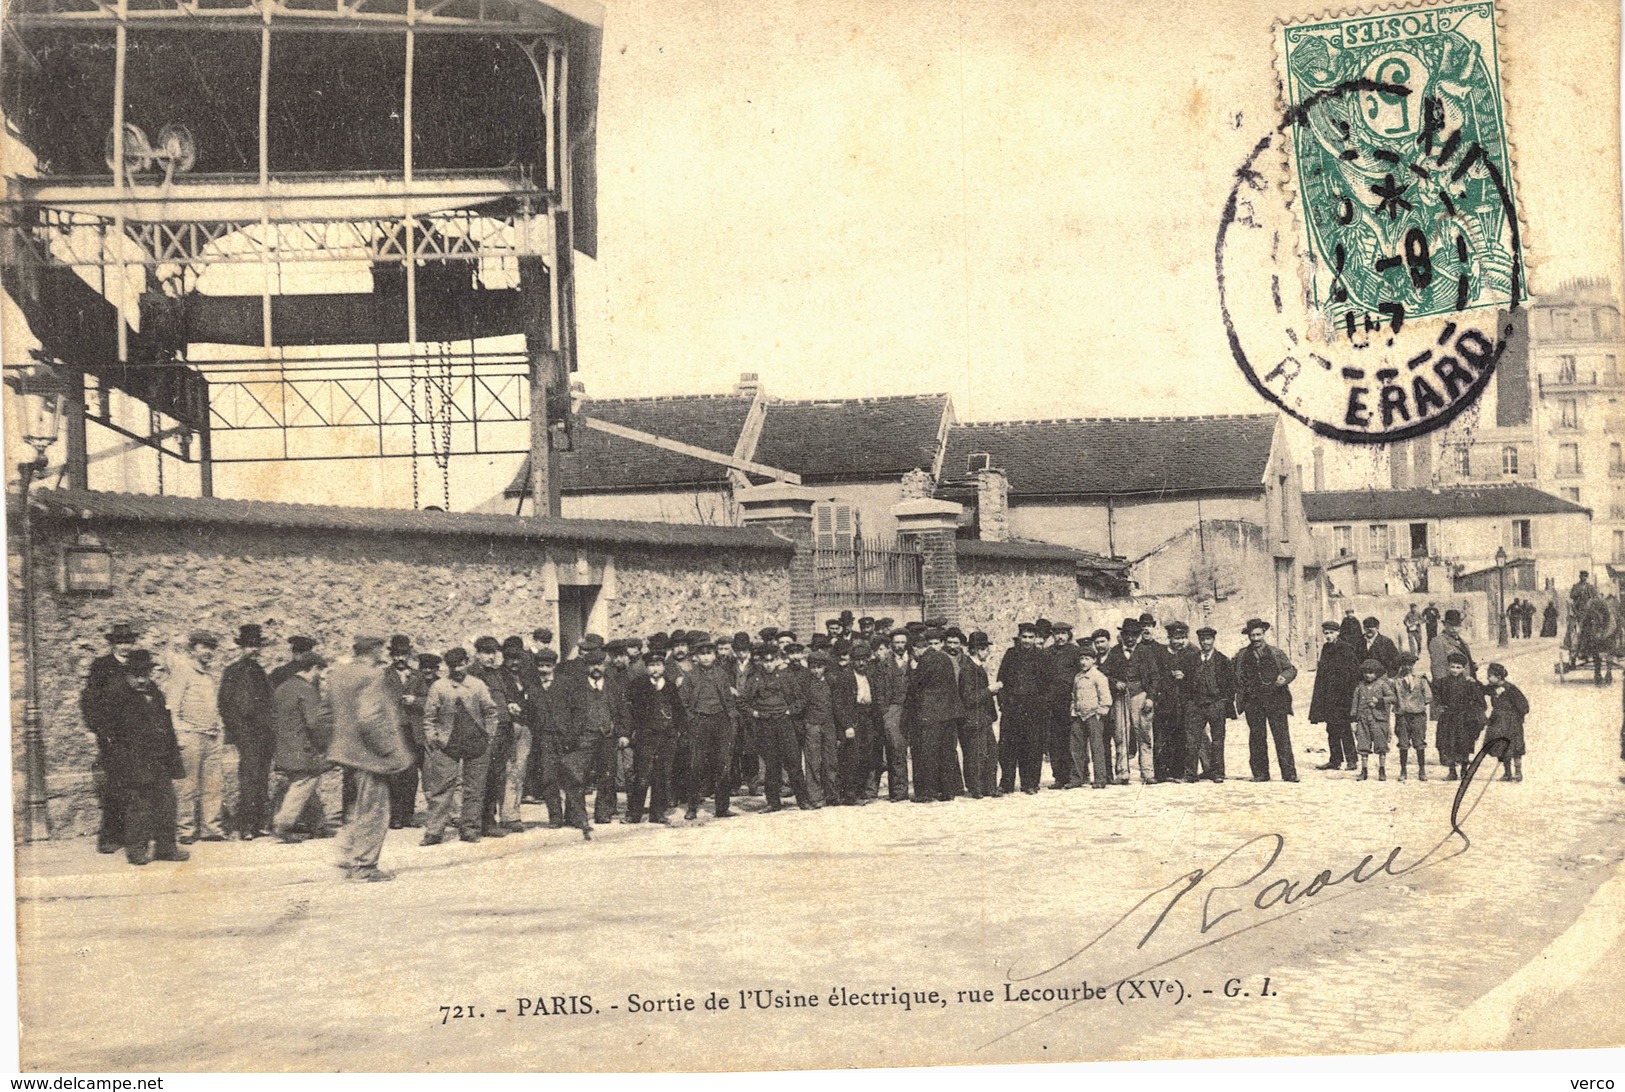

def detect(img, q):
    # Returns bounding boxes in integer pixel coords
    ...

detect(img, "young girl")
[1484,663,1529,782]
[1350,659,1399,781]
[1393,652,1432,781]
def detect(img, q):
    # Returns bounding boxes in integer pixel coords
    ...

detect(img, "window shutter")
[815,504,835,549]
[833,505,855,551]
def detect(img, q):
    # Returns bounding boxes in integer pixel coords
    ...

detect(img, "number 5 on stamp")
[1278,1,1526,329]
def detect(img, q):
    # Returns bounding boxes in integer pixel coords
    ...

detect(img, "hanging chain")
[408,358,420,511]
[438,340,453,510]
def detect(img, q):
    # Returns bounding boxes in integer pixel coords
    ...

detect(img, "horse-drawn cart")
[1556,592,1622,684]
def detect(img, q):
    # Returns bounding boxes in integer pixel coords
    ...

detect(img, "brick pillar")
[738,483,818,635]
[893,498,963,624]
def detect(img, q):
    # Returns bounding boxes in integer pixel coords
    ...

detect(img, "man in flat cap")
[1309,620,1361,773]
[1179,626,1234,783]
[681,635,738,818]
[166,630,226,843]
[1043,622,1082,789]
[1234,619,1299,782]
[469,636,523,837]
[80,621,141,853]
[740,644,811,811]
[800,651,840,808]
[270,651,331,843]
[870,628,913,801]
[563,647,629,827]
[625,651,687,824]
[421,646,498,845]
[327,636,413,880]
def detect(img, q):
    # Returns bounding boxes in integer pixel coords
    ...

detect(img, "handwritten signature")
[982,738,1510,1048]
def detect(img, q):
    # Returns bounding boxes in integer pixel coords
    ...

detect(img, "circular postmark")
[1219,64,1524,444]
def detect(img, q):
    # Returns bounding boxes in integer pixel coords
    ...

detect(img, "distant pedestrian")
[1484,663,1528,782]
[1392,652,1432,782]
[1422,603,1441,645]
[1350,659,1398,781]
[1542,599,1559,638]
[326,636,413,881]
[1402,605,1424,658]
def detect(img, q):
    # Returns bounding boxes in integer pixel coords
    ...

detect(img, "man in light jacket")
[325,636,412,882]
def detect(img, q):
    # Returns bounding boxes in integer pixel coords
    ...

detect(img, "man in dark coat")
[1309,620,1362,771]
[997,623,1051,793]
[740,644,811,811]
[556,648,627,827]
[526,650,565,826]
[828,639,874,806]
[217,623,276,840]
[1153,622,1193,782]
[870,629,913,801]
[1043,623,1082,789]
[270,652,332,842]
[909,629,964,802]
[625,653,687,824]
[380,635,429,829]
[1234,619,1299,782]
[958,631,999,798]
[80,621,140,853]
[1178,626,1234,782]
[1362,617,1404,675]
[105,649,188,866]
[469,636,521,837]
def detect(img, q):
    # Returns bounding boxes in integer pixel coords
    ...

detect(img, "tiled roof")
[506,395,755,497]
[751,394,951,483]
[941,415,1279,497]
[956,538,1127,572]
[25,488,795,552]
[1304,486,1592,522]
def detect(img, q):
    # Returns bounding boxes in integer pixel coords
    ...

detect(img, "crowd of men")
[79,607,1469,882]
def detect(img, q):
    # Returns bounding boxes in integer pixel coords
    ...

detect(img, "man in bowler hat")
[218,622,277,840]
[80,622,140,852]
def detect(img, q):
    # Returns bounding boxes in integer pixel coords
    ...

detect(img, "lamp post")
[1495,545,1509,649]
[9,364,65,842]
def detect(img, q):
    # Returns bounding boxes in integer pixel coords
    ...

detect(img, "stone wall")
[12,514,790,836]
[957,555,1078,650]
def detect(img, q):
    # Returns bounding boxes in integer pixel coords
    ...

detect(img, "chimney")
[900,467,936,500]
[1413,436,1434,484]
[1389,439,1411,490]
[1312,447,1325,492]
[734,372,761,399]
[975,467,1011,542]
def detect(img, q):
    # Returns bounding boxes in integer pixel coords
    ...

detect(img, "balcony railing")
[1539,371,1622,392]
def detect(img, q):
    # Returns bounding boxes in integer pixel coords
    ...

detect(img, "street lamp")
[1495,545,1509,648]
[8,363,65,842]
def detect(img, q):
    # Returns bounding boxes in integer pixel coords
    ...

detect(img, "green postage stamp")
[1277,1,1524,332]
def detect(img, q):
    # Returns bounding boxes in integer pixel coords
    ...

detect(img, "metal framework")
[2,0,601,511]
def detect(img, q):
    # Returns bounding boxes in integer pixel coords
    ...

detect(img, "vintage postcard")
[0,0,1622,1077]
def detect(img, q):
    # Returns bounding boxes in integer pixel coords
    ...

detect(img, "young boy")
[1484,663,1529,782]
[1350,658,1399,781]
[1392,651,1432,781]
[1434,652,1486,782]
[1070,650,1114,789]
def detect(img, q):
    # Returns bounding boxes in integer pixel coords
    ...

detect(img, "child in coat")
[1392,652,1433,781]
[1434,652,1486,781]
[1484,662,1529,782]
[1350,658,1399,781]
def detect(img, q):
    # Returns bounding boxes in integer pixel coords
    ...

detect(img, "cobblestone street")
[16,641,1624,1071]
